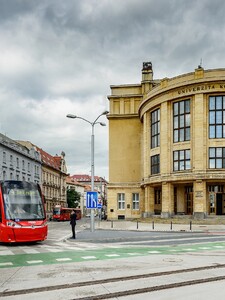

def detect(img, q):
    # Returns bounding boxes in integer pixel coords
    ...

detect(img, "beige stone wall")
[108,66,225,220]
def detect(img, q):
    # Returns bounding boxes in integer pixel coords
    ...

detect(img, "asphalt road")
[1,219,225,299]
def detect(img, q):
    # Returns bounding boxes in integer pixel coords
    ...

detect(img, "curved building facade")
[107,63,225,219]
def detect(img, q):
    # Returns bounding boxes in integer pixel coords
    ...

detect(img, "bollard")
[111,220,113,228]
[190,220,192,231]
[170,221,173,230]
[137,220,139,230]
[152,221,154,230]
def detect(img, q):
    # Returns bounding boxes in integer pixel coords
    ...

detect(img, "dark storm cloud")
[1,0,225,178]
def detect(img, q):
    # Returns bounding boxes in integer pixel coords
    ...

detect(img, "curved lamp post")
[66,110,109,232]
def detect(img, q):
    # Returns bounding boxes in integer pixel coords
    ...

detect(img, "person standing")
[70,209,77,239]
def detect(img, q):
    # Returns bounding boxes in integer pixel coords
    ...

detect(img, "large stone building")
[0,133,41,183]
[107,62,225,220]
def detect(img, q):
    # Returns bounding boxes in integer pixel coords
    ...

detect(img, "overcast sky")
[0,0,225,180]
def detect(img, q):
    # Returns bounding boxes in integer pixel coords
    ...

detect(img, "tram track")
[1,263,225,299]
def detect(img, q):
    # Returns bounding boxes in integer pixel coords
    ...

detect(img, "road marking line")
[148,251,161,254]
[0,262,13,266]
[127,253,142,255]
[27,260,43,264]
[198,247,211,250]
[105,254,120,257]
[81,256,97,259]
[56,258,72,262]
[183,248,195,251]
[214,245,225,248]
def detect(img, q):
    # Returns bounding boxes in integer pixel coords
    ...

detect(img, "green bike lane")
[1,242,225,269]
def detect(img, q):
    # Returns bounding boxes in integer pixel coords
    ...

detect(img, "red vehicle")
[0,180,48,243]
[52,205,81,221]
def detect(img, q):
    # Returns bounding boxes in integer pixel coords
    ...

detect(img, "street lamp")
[66,110,109,232]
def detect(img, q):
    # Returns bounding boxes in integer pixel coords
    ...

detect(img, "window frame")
[209,147,225,169]
[151,109,160,149]
[151,154,160,174]
[173,149,191,171]
[132,193,139,210]
[173,99,190,143]
[209,96,225,139]
[117,193,125,210]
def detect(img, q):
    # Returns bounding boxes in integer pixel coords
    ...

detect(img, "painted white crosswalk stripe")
[0,262,13,266]
[82,256,97,259]
[56,258,72,262]
[27,260,43,264]
[105,254,120,257]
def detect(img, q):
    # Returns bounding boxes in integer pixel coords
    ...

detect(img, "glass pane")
[216,148,222,157]
[209,125,215,138]
[223,159,225,168]
[151,137,155,148]
[216,96,222,109]
[216,159,222,168]
[185,127,190,140]
[216,111,222,123]
[174,116,179,129]
[174,161,178,171]
[173,102,178,115]
[223,96,225,109]
[180,162,185,170]
[174,151,178,160]
[209,97,215,110]
[180,101,184,114]
[186,150,190,159]
[186,160,191,169]
[185,114,190,126]
[209,148,215,157]
[180,129,184,141]
[174,130,178,142]
[209,159,215,168]
[216,125,222,138]
[185,100,190,113]
[209,111,215,124]
[180,150,184,160]
[223,111,225,124]
[180,115,184,127]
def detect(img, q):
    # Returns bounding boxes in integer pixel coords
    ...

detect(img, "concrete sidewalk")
[93,219,225,233]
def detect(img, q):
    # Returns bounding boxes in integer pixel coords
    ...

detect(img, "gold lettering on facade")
[177,84,220,95]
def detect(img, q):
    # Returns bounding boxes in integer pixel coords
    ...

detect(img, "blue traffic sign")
[86,191,98,208]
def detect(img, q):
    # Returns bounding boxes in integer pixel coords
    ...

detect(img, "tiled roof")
[71,174,107,183]
[66,176,85,186]
[36,146,60,170]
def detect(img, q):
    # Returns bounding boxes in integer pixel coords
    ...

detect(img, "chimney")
[141,62,153,94]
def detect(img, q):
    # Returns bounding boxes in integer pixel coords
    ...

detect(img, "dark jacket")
[70,211,77,226]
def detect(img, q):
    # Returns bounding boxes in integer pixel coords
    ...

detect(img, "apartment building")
[107,62,225,220]
[0,133,41,183]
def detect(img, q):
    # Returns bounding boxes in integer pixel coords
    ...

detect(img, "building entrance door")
[216,194,223,215]
[185,186,193,215]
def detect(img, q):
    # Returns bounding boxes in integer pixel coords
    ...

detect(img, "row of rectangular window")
[117,193,139,210]
[151,96,225,149]
[151,147,225,174]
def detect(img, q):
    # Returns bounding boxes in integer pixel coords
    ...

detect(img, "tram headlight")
[6,221,22,228]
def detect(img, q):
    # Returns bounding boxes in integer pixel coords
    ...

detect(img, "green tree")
[67,189,80,208]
